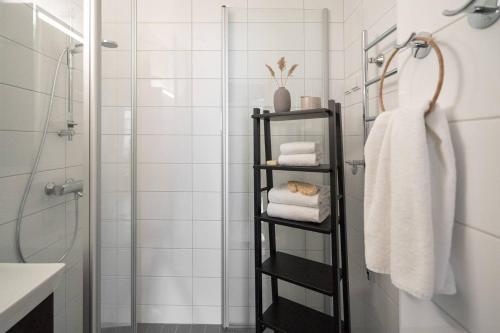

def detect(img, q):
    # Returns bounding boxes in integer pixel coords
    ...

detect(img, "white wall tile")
[194,221,222,249]
[138,192,192,220]
[138,135,192,163]
[193,278,222,305]
[138,305,192,323]
[138,164,192,191]
[193,192,222,221]
[247,0,303,9]
[138,107,191,134]
[248,23,304,50]
[193,108,222,135]
[450,119,500,237]
[193,306,221,324]
[193,164,222,192]
[193,51,222,78]
[138,277,192,305]
[194,249,221,277]
[193,23,222,50]
[304,0,343,22]
[192,79,222,107]
[137,51,192,78]
[137,0,191,22]
[102,51,132,78]
[102,0,132,23]
[137,79,191,107]
[192,0,246,22]
[137,23,191,50]
[139,248,192,276]
[193,136,222,163]
[138,220,192,248]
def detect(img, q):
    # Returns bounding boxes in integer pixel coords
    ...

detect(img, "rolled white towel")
[268,184,330,208]
[280,141,320,155]
[278,153,321,166]
[267,202,330,223]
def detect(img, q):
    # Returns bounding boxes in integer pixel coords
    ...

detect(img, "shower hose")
[16,47,80,263]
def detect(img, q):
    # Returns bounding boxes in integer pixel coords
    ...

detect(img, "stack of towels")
[267,182,330,223]
[278,142,321,166]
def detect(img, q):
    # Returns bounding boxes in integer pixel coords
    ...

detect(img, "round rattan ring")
[379,36,444,113]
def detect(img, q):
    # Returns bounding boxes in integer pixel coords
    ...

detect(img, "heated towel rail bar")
[345,25,433,175]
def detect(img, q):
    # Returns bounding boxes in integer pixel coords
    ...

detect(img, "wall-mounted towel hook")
[346,160,365,175]
[394,32,432,59]
[443,0,500,29]
[394,32,416,49]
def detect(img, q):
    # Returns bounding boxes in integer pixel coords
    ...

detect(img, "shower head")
[70,40,119,53]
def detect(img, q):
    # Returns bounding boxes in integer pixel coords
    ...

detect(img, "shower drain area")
[102,324,258,333]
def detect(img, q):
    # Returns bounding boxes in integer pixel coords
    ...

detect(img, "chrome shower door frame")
[88,0,137,331]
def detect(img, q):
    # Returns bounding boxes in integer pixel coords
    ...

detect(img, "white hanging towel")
[364,102,456,300]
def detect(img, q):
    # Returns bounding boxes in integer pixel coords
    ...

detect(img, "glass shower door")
[223,6,331,327]
[99,0,134,331]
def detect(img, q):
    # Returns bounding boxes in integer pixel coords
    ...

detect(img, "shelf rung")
[260,252,342,296]
[252,108,332,121]
[261,297,346,333]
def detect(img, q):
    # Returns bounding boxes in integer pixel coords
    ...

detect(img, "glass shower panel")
[0,1,88,332]
[99,0,133,331]
[225,7,329,327]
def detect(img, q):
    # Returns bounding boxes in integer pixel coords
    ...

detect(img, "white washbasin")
[0,263,65,332]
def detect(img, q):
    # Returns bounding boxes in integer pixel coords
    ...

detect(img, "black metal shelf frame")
[252,100,351,333]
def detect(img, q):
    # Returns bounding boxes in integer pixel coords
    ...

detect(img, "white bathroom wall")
[0,2,87,333]
[342,0,400,332]
[397,2,500,332]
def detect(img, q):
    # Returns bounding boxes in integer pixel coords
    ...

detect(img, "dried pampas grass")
[266,64,280,86]
[265,57,299,88]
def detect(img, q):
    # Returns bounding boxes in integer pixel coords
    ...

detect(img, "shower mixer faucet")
[45,179,84,197]
[58,121,78,141]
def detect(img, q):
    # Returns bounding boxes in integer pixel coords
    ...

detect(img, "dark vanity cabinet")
[7,294,54,333]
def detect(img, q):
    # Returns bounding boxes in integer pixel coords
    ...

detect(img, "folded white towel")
[267,202,329,223]
[364,102,456,300]
[268,184,330,208]
[278,153,321,166]
[280,142,320,155]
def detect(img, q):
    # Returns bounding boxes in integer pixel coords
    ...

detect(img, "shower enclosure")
[94,2,333,332]
[0,1,333,332]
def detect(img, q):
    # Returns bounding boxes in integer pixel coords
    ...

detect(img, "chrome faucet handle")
[67,120,78,128]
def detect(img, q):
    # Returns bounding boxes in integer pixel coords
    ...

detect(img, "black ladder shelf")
[252,100,350,333]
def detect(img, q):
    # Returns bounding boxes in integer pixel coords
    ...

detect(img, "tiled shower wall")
[342,0,400,332]
[398,1,500,332]
[100,0,345,326]
[0,2,87,333]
